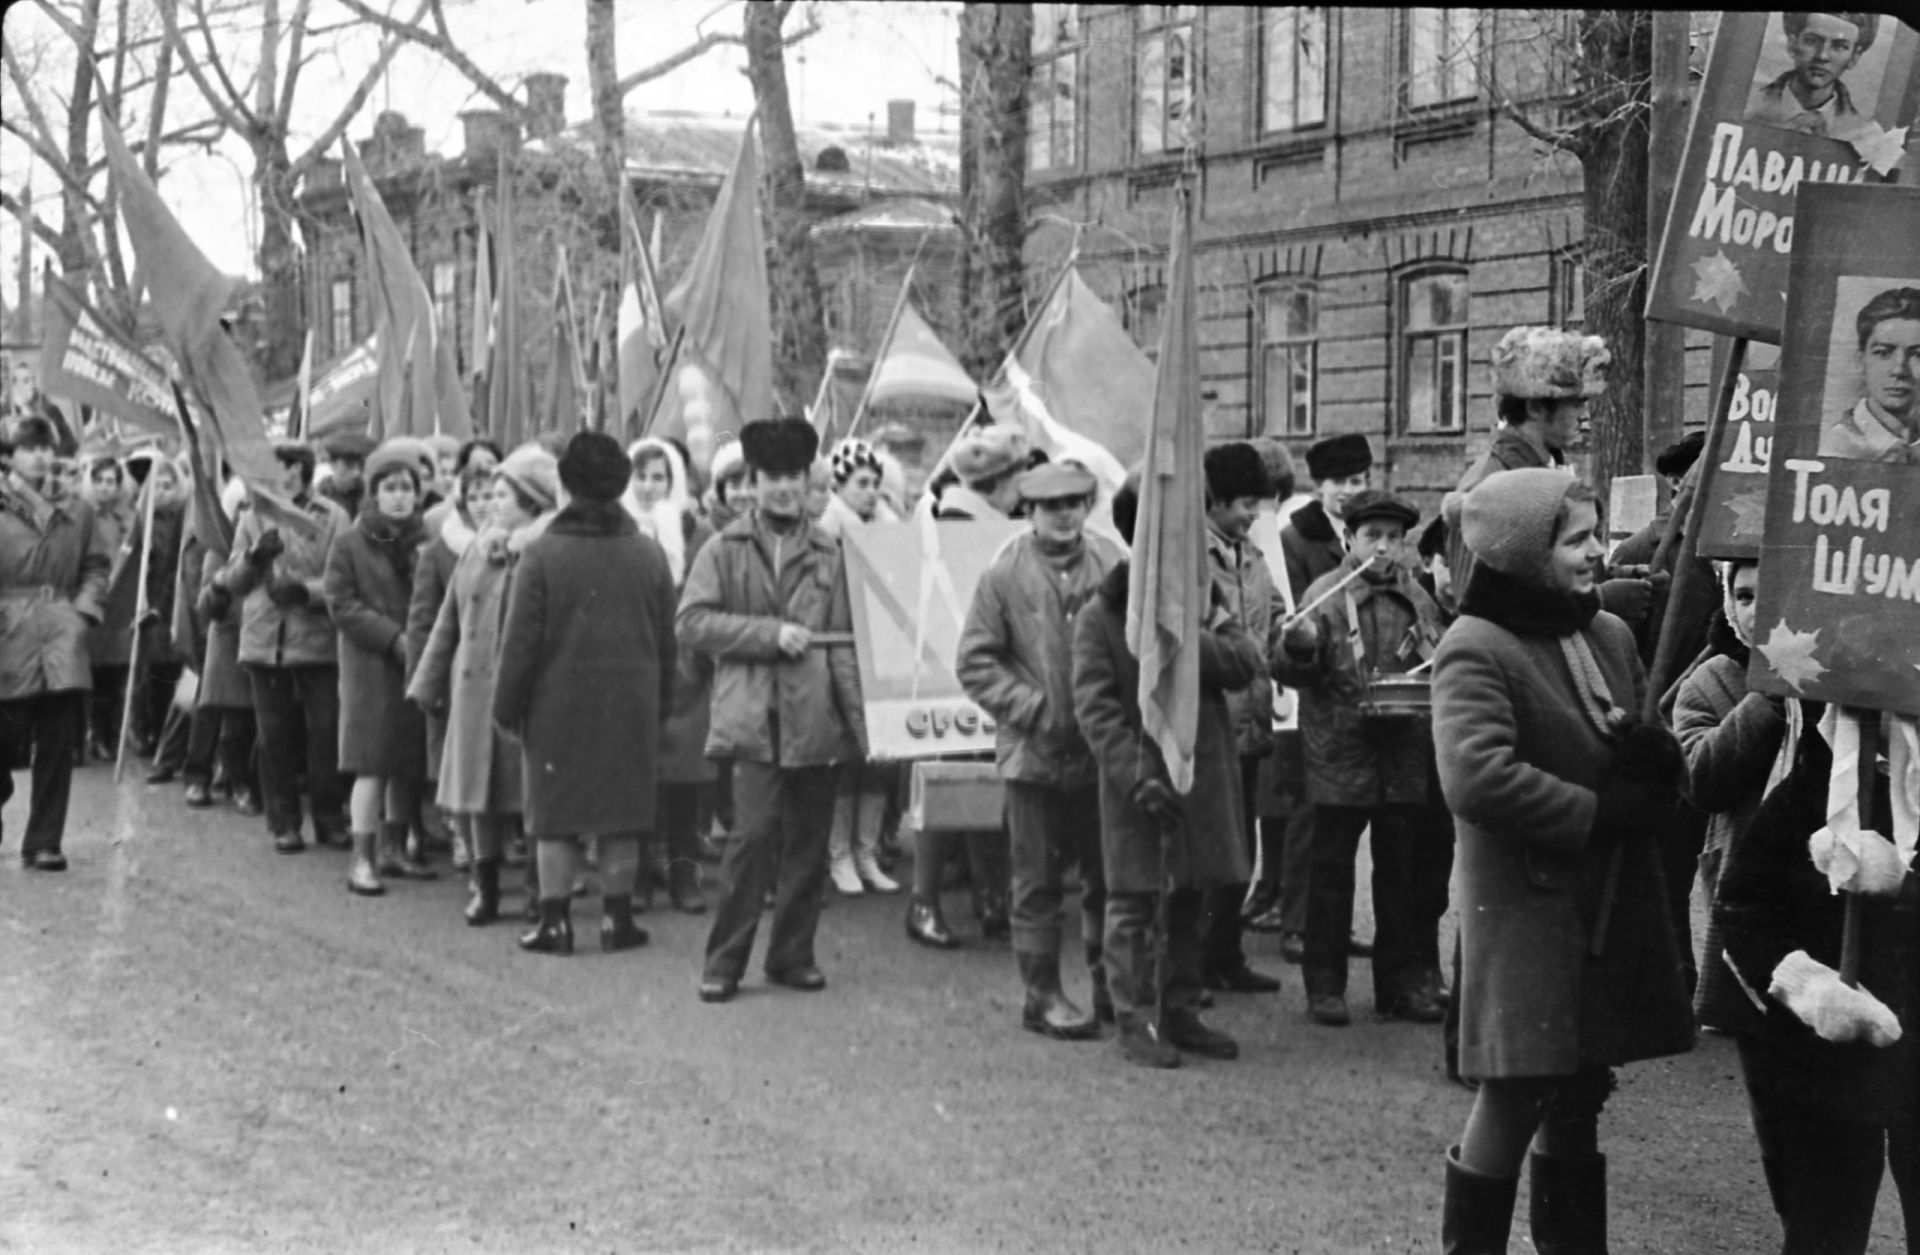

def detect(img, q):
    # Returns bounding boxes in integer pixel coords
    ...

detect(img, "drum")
[1360,673,1433,721]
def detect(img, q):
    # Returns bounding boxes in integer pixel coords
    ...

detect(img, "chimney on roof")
[885,99,915,147]
[524,72,568,140]
[460,109,521,162]
[366,110,425,171]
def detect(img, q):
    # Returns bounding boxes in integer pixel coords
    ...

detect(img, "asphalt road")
[1,768,1905,1255]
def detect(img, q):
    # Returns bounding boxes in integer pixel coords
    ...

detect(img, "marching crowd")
[2,321,1913,1254]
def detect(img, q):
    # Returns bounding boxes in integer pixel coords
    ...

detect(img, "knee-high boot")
[1527,1151,1607,1254]
[1442,1146,1519,1255]
[465,858,500,925]
[346,831,384,897]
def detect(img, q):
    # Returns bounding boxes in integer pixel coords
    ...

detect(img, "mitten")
[1130,778,1185,826]
[389,636,409,666]
[1768,950,1904,1047]
[1613,721,1684,786]
[266,580,309,609]
[1282,615,1319,655]
[201,584,234,620]
[1597,576,1654,624]
[246,528,285,568]
[1809,826,1912,897]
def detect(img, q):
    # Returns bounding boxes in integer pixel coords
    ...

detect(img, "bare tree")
[955,3,1030,382]
[745,0,828,411]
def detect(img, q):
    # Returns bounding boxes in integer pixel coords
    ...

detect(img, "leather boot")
[376,822,437,880]
[464,858,501,926]
[1017,951,1099,1041]
[346,831,384,897]
[518,898,574,955]
[668,858,707,914]
[1116,1013,1180,1069]
[1087,941,1114,1024]
[977,887,1010,942]
[1442,1146,1519,1255]
[1528,1151,1608,1255]
[905,897,959,949]
[600,894,650,952]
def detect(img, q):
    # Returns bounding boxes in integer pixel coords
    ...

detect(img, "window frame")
[1029,4,1083,174]
[1258,7,1330,136]
[1255,279,1319,438]
[1135,5,1199,158]
[329,277,354,356]
[1402,7,1482,111]
[1395,266,1471,435]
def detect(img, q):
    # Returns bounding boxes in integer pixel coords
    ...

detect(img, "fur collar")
[1458,561,1601,637]
[439,508,477,558]
[548,498,638,539]
[1288,499,1337,544]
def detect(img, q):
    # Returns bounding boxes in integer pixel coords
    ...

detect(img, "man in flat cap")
[317,430,375,520]
[957,458,1123,1040]
[934,424,1032,521]
[1273,488,1447,1027]
[681,416,868,1003]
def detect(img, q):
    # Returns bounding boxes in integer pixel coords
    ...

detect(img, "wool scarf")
[357,505,425,585]
[1460,561,1621,737]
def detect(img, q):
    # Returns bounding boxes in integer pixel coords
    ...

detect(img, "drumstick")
[1280,561,1373,628]
[1405,656,1435,676]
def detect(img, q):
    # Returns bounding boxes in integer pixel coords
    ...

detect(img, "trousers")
[183,704,257,794]
[1304,803,1421,1007]
[1004,780,1105,961]
[0,691,83,856]
[1105,888,1204,1021]
[246,663,345,838]
[703,761,836,980]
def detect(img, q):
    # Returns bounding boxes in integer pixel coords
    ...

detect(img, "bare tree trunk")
[255,145,305,381]
[956,3,1030,382]
[59,0,102,278]
[745,0,827,414]
[586,0,624,425]
[1573,10,1651,508]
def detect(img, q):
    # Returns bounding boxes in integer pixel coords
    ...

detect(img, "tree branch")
[255,0,281,127]
[288,0,426,175]
[614,11,820,97]
[277,0,313,126]
[158,0,254,135]
[187,0,259,133]
[0,189,72,254]
[330,0,527,120]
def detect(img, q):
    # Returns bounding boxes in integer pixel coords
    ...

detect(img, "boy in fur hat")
[681,416,868,1003]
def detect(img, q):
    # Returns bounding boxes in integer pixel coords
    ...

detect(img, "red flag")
[487,146,532,449]
[467,187,494,434]
[1125,184,1205,793]
[617,181,667,440]
[38,270,179,435]
[650,115,773,468]
[96,114,315,538]
[541,246,587,434]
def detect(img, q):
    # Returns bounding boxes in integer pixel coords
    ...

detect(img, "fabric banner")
[868,301,976,409]
[842,518,1025,761]
[1647,12,1919,342]
[37,273,180,436]
[1697,338,1781,560]
[1749,182,1920,717]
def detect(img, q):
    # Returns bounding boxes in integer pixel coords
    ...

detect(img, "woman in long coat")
[324,442,432,896]
[493,432,678,956]
[82,454,136,759]
[181,487,261,814]
[1432,468,1694,1253]
[408,447,556,926]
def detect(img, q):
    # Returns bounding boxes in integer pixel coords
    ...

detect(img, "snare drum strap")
[1343,585,1437,675]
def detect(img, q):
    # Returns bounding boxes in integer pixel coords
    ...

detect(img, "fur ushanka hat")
[1490,326,1610,400]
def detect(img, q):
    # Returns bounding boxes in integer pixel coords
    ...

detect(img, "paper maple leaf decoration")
[1848,121,1909,177]
[1691,251,1747,315]
[1727,486,1767,536]
[1759,619,1827,692]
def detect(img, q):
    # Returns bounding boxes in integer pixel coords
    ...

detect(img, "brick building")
[1021,6,1713,507]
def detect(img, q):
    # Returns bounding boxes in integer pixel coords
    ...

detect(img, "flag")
[1124,184,1205,794]
[171,381,235,565]
[340,139,470,441]
[649,114,774,466]
[616,180,668,440]
[468,187,494,434]
[293,328,314,440]
[37,270,179,435]
[487,145,532,449]
[982,268,1153,480]
[866,300,976,410]
[541,246,587,434]
[96,114,315,538]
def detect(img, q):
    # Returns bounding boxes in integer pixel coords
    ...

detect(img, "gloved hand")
[1612,720,1684,786]
[201,583,234,620]
[1597,571,1669,625]
[1282,615,1319,655]
[1130,778,1185,826]
[246,527,285,568]
[1588,778,1671,853]
[389,636,409,666]
[267,580,309,609]
[1768,950,1904,1047]
[1809,826,1912,897]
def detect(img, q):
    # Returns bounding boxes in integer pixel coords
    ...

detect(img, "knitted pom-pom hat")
[1461,467,1583,582]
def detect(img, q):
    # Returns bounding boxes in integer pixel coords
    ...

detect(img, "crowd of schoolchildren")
[2,321,1912,1254]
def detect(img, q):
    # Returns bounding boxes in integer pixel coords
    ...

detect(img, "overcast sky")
[2,0,959,287]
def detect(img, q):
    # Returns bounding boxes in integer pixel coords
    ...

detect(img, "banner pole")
[844,262,917,444]
[113,470,160,783]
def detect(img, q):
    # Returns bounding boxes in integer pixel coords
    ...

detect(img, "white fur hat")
[1490,326,1610,400]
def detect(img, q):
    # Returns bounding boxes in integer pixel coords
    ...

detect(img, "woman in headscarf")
[625,436,715,912]
[1432,468,1694,1253]
[325,440,434,896]
[409,446,558,925]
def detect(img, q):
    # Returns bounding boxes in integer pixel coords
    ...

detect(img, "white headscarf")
[624,436,691,584]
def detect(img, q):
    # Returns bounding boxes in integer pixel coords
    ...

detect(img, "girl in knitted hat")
[1432,467,1695,1252]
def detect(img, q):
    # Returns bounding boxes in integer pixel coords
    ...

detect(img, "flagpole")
[294,327,314,441]
[639,324,687,440]
[844,263,917,443]
[114,468,160,783]
[805,351,838,432]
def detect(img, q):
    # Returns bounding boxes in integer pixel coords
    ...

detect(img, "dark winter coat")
[677,513,865,768]
[1278,499,1343,605]
[494,501,677,838]
[1208,524,1281,760]
[221,492,347,668]
[87,500,137,667]
[409,523,530,815]
[1440,425,1561,593]
[1072,562,1260,893]
[956,530,1123,791]
[1271,556,1442,807]
[195,544,251,710]
[658,517,718,786]
[1715,720,1917,1127]
[0,473,111,700]
[1434,599,1695,1079]
[323,509,427,779]
[1674,638,1788,1033]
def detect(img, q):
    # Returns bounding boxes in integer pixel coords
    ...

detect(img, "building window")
[1136,5,1198,156]
[1403,8,1480,109]
[1260,8,1329,134]
[432,260,457,358]
[330,278,353,355]
[1257,282,1317,436]
[1549,248,1585,329]
[1399,268,1469,433]
[1029,4,1081,173]
[1125,283,1166,357]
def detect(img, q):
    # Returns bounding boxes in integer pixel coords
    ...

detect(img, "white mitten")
[1809,826,1912,896]
[1768,950,1904,1047]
